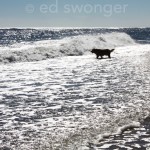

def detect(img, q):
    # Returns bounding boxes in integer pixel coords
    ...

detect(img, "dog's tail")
[110,49,115,53]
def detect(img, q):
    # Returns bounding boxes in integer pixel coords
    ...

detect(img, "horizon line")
[0,26,150,29]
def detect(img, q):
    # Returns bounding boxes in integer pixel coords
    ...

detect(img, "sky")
[0,0,150,27]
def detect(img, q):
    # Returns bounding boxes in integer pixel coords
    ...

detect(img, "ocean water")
[0,28,150,149]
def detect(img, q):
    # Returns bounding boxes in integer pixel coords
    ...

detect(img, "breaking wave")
[0,32,135,63]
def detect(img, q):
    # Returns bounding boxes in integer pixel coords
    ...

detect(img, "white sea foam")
[0,44,150,149]
[0,32,135,63]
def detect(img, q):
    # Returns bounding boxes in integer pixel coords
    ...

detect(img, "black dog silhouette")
[91,49,115,59]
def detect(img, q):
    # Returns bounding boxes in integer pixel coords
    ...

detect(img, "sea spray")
[0,32,135,63]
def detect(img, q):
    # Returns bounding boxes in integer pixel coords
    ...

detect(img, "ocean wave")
[0,32,135,63]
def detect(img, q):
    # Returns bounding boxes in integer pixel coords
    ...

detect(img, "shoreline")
[93,116,150,149]
[1,116,150,150]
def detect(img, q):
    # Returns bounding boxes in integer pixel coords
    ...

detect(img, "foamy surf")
[0,44,150,149]
[0,32,135,63]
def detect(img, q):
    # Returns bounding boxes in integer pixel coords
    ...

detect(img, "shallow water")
[0,45,150,149]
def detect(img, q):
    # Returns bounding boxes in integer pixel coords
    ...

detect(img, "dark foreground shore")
[91,117,150,150]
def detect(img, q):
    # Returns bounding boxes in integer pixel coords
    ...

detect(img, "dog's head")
[91,49,95,53]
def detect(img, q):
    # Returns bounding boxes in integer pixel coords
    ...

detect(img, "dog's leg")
[96,54,99,59]
[108,53,111,58]
[101,55,103,59]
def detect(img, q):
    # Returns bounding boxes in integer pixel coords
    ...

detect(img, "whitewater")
[0,32,134,63]
[0,28,150,149]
